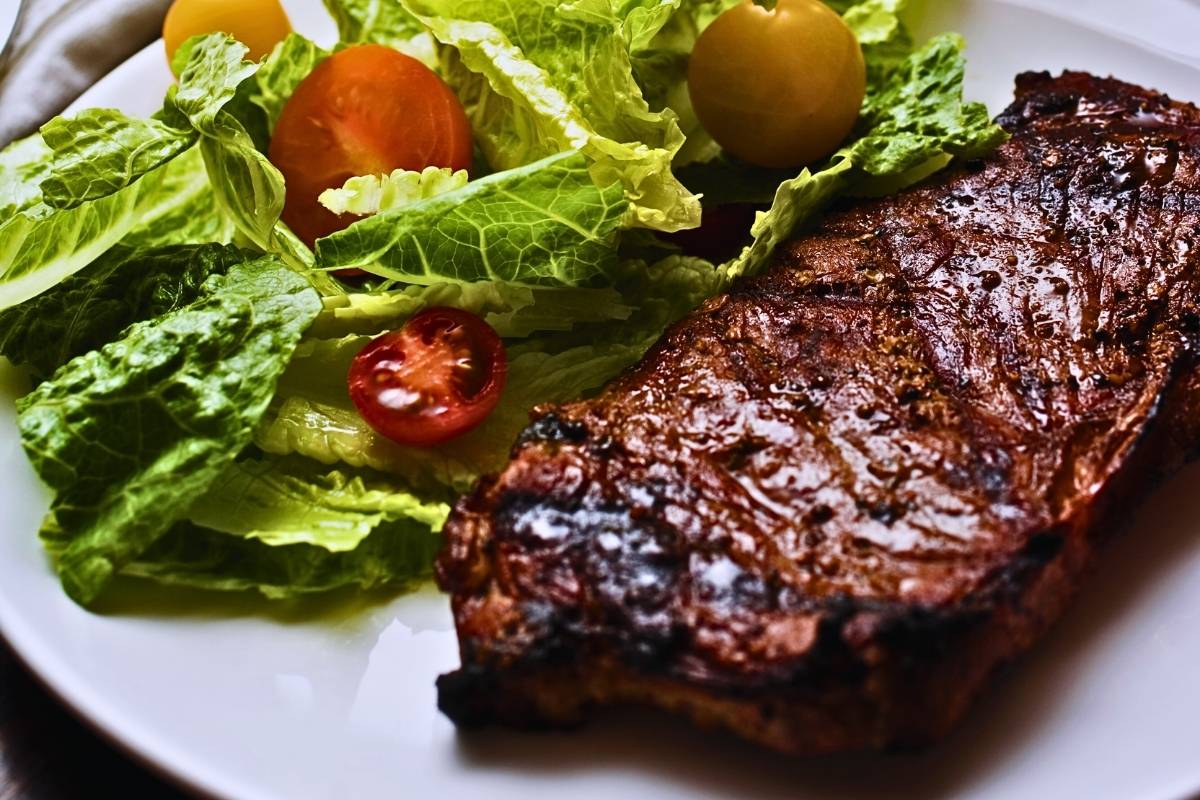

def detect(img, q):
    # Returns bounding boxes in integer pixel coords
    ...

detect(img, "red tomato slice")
[348,307,507,448]
[268,45,474,247]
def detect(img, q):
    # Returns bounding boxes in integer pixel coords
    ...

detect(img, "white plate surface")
[3,2,1200,799]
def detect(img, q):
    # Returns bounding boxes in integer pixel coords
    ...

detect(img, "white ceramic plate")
[3,2,1200,799]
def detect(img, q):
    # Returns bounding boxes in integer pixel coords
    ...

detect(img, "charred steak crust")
[436,72,1200,753]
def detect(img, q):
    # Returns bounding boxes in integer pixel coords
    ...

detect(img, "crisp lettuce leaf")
[323,0,424,42]
[126,517,441,598]
[37,110,194,208]
[830,0,912,75]
[0,33,295,311]
[855,34,1003,178]
[0,154,203,310]
[0,243,253,379]
[167,34,343,295]
[168,34,260,130]
[311,281,632,339]
[117,147,236,248]
[168,36,285,252]
[315,150,626,285]
[401,0,700,232]
[19,256,321,606]
[123,450,448,598]
[249,34,330,132]
[0,135,53,217]
[0,114,225,310]
[558,0,686,52]
[631,0,734,167]
[189,454,448,550]
[322,0,437,66]
[610,251,724,334]
[319,167,469,216]
[840,0,909,43]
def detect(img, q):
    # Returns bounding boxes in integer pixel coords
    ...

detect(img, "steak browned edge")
[436,72,1200,754]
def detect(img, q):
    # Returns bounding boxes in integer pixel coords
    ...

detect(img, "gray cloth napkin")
[0,0,171,147]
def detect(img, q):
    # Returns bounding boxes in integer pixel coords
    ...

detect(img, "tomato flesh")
[348,308,507,447]
[268,45,474,246]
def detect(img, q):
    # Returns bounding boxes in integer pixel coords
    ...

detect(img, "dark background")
[0,637,187,799]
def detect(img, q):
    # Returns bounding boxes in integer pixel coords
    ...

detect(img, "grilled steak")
[436,72,1200,753]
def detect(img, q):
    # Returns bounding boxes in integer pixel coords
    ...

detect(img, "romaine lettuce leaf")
[125,517,441,598]
[319,166,469,216]
[0,33,298,311]
[315,150,626,285]
[19,255,321,606]
[168,34,260,130]
[322,0,437,67]
[829,0,913,76]
[630,0,734,167]
[167,34,343,295]
[0,135,53,217]
[249,33,330,132]
[0,120,226,310]
[323,0,424,43]
[311,281,632,339]
[0,155,199,310]
[400,0,700,232]
[188,454,449,550]
[123,450,447,597]
[610,251,724,333]
[37,110,194,208]
[0,242,254,379]
[117,147,237,249]
[167,36,286,253]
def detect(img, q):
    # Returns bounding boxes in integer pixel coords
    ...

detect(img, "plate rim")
[0,568,248,800]
[4,4,1200,800]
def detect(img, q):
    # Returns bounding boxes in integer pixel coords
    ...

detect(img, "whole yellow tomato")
[687,0,866,168]
[163,0,293,72]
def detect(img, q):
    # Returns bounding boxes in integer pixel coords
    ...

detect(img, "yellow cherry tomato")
[687,0,866,168]
[163,0,293,73]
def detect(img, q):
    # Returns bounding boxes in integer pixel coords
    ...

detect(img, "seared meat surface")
[436,72,1200,753]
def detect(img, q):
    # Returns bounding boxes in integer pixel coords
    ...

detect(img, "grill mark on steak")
[435,72,1200,752]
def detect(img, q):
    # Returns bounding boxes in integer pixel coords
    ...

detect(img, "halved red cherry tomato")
[268,45,474,246]
[348,307,507,447]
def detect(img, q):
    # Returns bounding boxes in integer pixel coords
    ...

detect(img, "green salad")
[0,0,1004,607]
